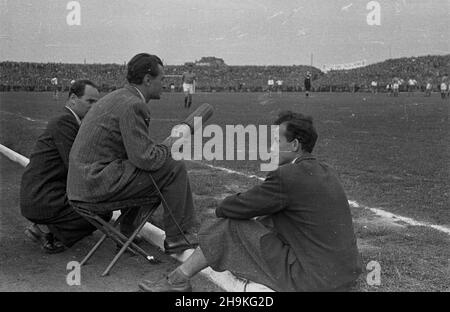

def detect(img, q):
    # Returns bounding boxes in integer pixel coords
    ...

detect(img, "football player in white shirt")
[371,81,378,94]
[407,78,417,96]
[51,77,59,100]
[425,80,432,97]
[276,79,283,95]
[392,79,400,97]
[267,77,274,96]
[182,64,197,108]
[386,83,392,96]
[440,81,447,99]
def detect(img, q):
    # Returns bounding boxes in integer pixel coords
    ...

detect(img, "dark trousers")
[27,206,112,247]
[108,159,196,239]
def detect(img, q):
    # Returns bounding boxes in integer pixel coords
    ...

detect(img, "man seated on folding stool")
[20,80,111,253]
[139,111,362,292]
[67,53,198,254]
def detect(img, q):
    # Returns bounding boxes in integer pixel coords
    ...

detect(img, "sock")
[168,267,190,284]
[36,224,51,234]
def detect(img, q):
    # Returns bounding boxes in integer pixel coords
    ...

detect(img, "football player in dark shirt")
[304,71,312,97]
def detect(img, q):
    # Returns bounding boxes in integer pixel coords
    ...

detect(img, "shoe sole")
[164,243,198,255]
[138,282,192,292]
[43,245,66,254]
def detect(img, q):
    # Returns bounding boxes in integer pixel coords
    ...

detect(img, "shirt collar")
[64,106,81,126]
[292,153,316,164]
[132,86,146,103]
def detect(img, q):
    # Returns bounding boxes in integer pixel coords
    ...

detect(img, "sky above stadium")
[0,0,448,68]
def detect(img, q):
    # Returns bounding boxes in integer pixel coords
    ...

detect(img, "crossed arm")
[216,169,288,220]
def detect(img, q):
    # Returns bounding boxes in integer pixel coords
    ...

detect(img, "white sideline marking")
[198,162,265,181]
[0,110,48,124]
[192,161,450,236]
[348,201,450,235]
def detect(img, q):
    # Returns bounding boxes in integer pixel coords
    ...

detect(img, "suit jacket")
[216,154,362,291]
[67,85,170,203]
[20,108,79,220]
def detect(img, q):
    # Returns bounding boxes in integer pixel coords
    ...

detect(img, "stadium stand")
[315,55,450,92]
[0,55,448,93]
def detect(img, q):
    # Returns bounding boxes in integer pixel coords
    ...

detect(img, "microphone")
[163,103,214,146]
[182,103,214,134]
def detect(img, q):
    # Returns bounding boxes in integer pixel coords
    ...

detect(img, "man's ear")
[144,74,152,85]
[68,94,78,106]
[292,138,301,152]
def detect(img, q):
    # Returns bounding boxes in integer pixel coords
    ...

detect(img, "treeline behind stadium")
[1,54,449,93]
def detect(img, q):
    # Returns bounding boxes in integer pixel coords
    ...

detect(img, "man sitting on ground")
[139,111,362,292]
[20,80,110,253]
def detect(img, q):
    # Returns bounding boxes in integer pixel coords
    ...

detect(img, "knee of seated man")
[166,158,187,173]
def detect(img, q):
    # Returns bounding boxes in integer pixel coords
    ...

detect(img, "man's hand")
[162,103,214,149]
[162,124,191,148]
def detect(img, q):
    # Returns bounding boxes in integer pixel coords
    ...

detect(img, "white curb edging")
[0,144,30,167]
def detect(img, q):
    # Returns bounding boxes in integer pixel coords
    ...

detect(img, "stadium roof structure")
[194,56,227,67]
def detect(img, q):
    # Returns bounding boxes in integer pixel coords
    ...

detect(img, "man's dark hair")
[68,80,98,98]
[127,53,163,84]
[274,111,318,153]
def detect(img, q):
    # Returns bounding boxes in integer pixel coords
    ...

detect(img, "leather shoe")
[138,277,192,292]
[164,233,198,254]
[24,224,66,254]
[42,239,66,254]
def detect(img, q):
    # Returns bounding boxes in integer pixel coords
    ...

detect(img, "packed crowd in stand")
[0,61,320,93]
[1,54,448,92]
[315,54,450,92]
[0,62,128,92]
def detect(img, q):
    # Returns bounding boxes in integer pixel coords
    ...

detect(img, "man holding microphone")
[67,53,198,254]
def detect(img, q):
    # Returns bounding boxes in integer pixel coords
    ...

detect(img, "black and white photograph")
[0,0,449,298]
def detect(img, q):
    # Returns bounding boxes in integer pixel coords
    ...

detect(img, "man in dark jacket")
[20,80,109,253]
[139,111,362,292]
